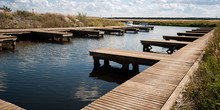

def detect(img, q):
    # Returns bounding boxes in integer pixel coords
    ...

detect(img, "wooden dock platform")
[163,35,198,42]
[186,30,209,33]
[177,32,206,36]
[83,29,214,110]
[141,39,190,54]
[90,48,171,71]
[132,26,150,32]
[70,29,104,38]
[0,99,24,110]
[94,28,124,36]
[30,31,72,42]
[0,35,17,51]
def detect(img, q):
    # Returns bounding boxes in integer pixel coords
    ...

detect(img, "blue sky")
[1,0,220,17]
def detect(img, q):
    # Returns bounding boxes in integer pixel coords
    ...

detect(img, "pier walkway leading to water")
[0,99,24,110]
[83,28,213,110]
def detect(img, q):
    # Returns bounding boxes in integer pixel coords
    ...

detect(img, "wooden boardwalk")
[83,28,213,110]
[0,99,24,110]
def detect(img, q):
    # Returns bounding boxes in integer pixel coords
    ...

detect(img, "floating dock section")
[70,29,104,38]
[30,31,72,42]
[163,35,199,42]
[0,35,17,51]
[94,28,124,36]
[83,27,213,110]
[141,39,190,54]
[177,32,206,36]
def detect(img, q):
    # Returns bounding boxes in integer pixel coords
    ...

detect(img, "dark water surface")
[0,26,196,110]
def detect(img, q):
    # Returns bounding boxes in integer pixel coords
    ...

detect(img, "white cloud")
[1,0,220,17]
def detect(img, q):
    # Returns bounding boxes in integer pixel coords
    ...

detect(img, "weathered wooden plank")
[0,100,24,110]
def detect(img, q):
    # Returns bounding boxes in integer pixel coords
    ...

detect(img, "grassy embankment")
[173,24,220,110]
[117,19,219,27]
[0,11,124,29]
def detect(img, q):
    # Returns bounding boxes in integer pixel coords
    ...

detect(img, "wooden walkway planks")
[83,29,214,110]
[0,99,24,110]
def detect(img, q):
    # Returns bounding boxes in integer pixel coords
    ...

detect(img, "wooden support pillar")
[12,41,16,50]
[59,38,63,42]
[143,45,152,52]
[103,60,110,67]
[52,37,55,41]
[93,57,100,69]
[67,37,71,42]
[132,64,139,72]
[121,63,129,71]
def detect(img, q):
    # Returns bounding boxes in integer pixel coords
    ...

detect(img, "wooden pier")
[70,29,104,38]
[177,32,205,36]
[30,31,72,42]
[132,26,150,32]
[141,39,190,54]
[163,35,199,42]
[0,99,24,110]
[0,35,17,51]
[83,29,213,110]
[94,28,124,36]
[90,48,170,72]
[124,28,139,33]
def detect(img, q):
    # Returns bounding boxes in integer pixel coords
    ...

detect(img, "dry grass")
[0,11,124,29]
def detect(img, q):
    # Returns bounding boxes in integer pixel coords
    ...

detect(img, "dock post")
[12,41,16,50]
[93,57,100,69]
[67,37,71,42]
[121,63,129,71]
[103,60,110,68]
[59,38,63,42]
[132,64,139,72]
[143,45,152,52]
[167,47,175,54]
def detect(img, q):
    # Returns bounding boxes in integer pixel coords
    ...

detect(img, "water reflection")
[74,82,100,101]
[90,66,138,84]
[0,72,7,92]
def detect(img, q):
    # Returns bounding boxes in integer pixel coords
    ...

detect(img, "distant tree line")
[107,17,220,20]
[1,5,12,12]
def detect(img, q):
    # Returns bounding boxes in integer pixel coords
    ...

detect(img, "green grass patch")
[173,24,220,110]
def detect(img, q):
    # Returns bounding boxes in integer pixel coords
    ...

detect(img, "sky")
[0,0,220,17]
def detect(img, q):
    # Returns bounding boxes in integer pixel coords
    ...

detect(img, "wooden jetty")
[177,32,206,36]
[186,30,209,33]
[163,35,198,42]
[30,31,72,42]
[94,28,124,36]
[69,29,104,38]
[90,48,170,72]
[83,29,214,110]
[141,39,190,54]
[0,35,17,51]
[132,26,150,32]
[0,99,24,110]
[124,28,139,33]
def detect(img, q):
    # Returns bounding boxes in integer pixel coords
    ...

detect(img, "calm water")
[0,26,196,110]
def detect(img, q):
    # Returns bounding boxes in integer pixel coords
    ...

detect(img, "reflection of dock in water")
[90,66,138,84]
